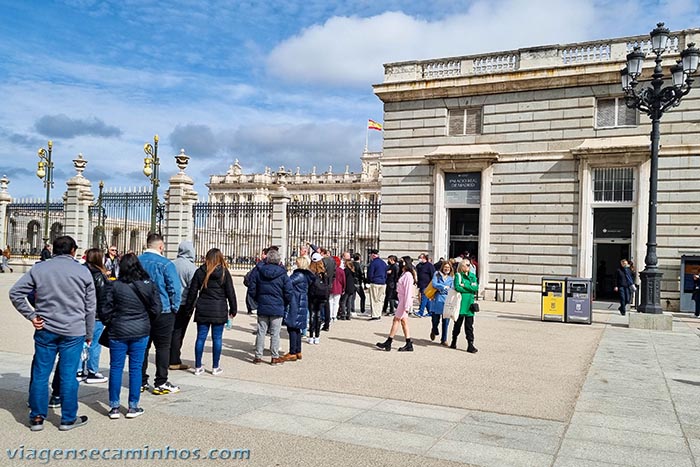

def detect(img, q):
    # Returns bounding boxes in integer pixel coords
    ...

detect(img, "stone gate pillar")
[270,184,291,263]
[164,150,198,259]
[64,154,93,256]
[0,175,11,247]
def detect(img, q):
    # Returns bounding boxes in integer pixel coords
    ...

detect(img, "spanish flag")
[368,119,383,131]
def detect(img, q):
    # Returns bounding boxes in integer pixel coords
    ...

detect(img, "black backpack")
[309,272,330,301]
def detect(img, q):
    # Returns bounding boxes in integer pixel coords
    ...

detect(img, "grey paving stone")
[461,411,566,436]
[154,388,278,420]
[300,389,383,410]
[564,423,688,453]
[553,456,630,466]
[569,408,683,438]
[557,438,693,467]
[428,438,554,467]
[260,399,365,423]
[574,398,679,422]
[373,399,469,422]
[445,419,561,455]
[230,410,340,437]
[321,422,437,456]
[345,409,457,438]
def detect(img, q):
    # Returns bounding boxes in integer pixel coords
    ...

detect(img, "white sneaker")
[193,367,205,376]
[313,337,320,345]
[350,312,357,318]
[212,367,223,376]
[307,337,315,344]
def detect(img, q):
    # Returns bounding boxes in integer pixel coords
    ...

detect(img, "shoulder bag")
[424,280,438,300]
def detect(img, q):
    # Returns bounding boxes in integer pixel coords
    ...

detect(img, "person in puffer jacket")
[100,254,161,420]
[248,249,293,365]
[281,256,315,361]
[183,248,237,376]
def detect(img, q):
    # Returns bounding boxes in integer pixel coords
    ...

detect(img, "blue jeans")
[430,314,451,343]
[618,286,630,313]
[418,289,432,315]
[29,330,84,424]
[195,323,224,368]
[82,320,104,374]
[108,336,149,409]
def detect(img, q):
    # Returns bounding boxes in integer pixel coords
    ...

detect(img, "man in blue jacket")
[10,236,95,431]
[249,249,293,365]
[416,253,436,317]
[138,233,182,395]
[367,249,388,320]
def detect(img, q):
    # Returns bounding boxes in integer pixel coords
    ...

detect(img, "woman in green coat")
[451,259,479,353]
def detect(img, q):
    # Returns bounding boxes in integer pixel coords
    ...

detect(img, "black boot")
[467,342,478,353]
[449,338,457,349]
[398,339,414,352]
[376,337,392,351]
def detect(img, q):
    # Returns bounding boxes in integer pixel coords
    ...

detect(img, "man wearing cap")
[366,249,388,320]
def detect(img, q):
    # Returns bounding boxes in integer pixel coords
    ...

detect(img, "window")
[593,167,634,202]
[596,98,637,128]
[448,108,482,135]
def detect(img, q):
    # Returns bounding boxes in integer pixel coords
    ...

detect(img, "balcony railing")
[382,28,698,83]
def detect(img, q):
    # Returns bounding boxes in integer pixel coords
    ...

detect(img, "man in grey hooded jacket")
[169,241,197,370]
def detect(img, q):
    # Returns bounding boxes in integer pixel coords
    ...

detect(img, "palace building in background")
[207,151,381,203]
[373,27,700,309]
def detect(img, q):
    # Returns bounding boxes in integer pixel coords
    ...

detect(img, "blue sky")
[0,0,698,199]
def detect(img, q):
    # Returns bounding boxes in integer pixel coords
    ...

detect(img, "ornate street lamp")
[143,135,160,234]
[36,141,54,244]
[620,23,699,314]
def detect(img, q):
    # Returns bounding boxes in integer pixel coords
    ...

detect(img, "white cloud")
[266,0,700,87]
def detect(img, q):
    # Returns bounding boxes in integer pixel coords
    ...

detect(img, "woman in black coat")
[382,255,399,315]
[183,248,237,376]
[100,254,161,419]
[339,260,357,320]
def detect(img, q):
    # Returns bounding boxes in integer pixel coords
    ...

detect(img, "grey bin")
[565,278,592,325]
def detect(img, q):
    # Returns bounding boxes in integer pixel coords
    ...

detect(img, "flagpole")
[364,123,369,152]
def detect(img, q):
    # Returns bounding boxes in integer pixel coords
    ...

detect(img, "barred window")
[596,98,637,128]
[448,108,482,135]
[593,167,634,202]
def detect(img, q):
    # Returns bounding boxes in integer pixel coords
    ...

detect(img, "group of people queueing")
[9,233,481,432]
[375,255,479,353]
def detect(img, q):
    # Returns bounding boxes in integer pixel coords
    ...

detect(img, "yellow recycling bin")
[541,277,566,322]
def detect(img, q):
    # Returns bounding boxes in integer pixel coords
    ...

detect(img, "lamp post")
[143,135,160,234]
[36,140,54,244]
[620,23,699,314]
[97,180,105,249]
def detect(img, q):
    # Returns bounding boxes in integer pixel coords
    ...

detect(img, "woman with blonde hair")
[183,248,237,375]
[376,256,417,352]
[451,259,479,353]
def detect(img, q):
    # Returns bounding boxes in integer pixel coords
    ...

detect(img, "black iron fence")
[287,201,381,264]
[88,188,162,254]
[6,201,65,258]
[192,202,273,268]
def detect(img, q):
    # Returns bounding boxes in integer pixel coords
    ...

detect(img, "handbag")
[98,323,110,347]
[470,302,480,313]
[424,281,438,300]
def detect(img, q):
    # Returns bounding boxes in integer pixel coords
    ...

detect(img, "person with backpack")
[307,253,330,344]
[183,248,237,376]
[282,256,315,361]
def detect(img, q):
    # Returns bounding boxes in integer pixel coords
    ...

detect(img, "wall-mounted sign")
[445,172,481,191]
[445,172,481,205]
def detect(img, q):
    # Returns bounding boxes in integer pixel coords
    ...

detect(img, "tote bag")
[424,281,438,300]
[444,288,462,321]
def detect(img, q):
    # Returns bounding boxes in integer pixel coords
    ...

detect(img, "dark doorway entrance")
[449,208,479,259]
[592,207,633,300]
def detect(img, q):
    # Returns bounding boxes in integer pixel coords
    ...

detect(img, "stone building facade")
[207,151,381,203]
[373,27,700,309]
